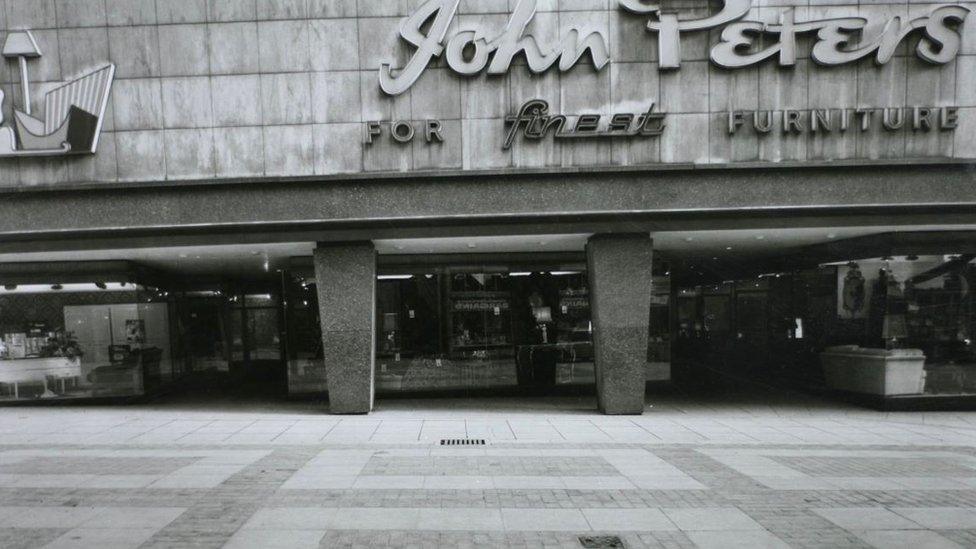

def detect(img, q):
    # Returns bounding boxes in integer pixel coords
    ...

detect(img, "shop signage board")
[379,0,971,95]
[368,0,969,151]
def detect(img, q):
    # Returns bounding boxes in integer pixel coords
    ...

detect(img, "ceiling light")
[467,243,477,249]
[685,237,695,242]
[755,235,765,240]
[179,253,188,259]
[826,233,837,239]
[726,246,733,251]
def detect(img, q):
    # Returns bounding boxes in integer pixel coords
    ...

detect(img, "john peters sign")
[379,0,970,95]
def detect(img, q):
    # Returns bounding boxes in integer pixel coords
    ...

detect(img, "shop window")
[0,282,174,401]
[674,254,976,399]
[373,270,597,394]
[284,279,324,394]
[229,293,282,384]
[282,264,673,398]
[178,292,231,374]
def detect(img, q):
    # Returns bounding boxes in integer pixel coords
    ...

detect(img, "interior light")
[378,275,413,280]
[755,235,765,240]
[509,272,532,277]
[726,246,733,251]
[826,233,837,239]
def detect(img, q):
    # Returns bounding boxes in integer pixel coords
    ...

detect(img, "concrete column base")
[313,242,377,414]
[586,234,654,415]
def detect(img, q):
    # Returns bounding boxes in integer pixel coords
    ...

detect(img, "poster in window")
[125,319,146,344]
[838,263,870,319]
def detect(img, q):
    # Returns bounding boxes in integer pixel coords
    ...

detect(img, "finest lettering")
[504,99,666,149]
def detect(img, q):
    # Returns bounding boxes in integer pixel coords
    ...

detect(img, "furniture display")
[821,345,927,396]
[0,357,81,398]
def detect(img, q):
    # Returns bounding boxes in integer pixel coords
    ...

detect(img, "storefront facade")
[0,0,972,412]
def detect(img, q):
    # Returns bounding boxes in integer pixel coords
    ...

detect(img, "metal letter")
[445,31,491,75]
[634,0,752,69]
[379,0,460,96]
[753,111,772,133]
[918,6,970,64]
[811,109,832,133]
[783,110,803,133]
[912,107,933,131]
[882,108,905,130]
[575,114,601,133]
[391,120,415,143]
[609,114,635,132]
[364,121,383,144]
[855,109,874,131]
[728,111,745,134]
[425,120,444,143]
[940,107,959,130]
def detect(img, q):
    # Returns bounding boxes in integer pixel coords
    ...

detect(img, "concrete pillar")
[313,242,377,414]
[586,234,654,415]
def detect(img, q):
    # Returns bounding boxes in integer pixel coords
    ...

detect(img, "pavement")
[2,389,976,548]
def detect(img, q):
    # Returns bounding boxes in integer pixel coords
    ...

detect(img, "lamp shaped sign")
[0,30,115,158]
[379,0,970,95]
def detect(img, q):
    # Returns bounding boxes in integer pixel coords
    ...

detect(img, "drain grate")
[579,535,625,548]
[439,438,486,446]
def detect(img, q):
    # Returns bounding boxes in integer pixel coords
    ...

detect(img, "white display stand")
[821,346,927,396]
[0,357,81,398]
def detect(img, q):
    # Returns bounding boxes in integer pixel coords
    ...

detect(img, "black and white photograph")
[0,0,973,547]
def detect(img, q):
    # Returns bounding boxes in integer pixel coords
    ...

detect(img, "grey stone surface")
[586,234,654,415]
[0,0,965,191]
[6,397,976,547]
[314,243,377,414]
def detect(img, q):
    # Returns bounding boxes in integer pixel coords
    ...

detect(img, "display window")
[0,281,176,401]
[674,254,976,399]
[283,264,672,397]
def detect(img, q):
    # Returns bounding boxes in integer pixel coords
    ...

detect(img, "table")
[0,357,83,398]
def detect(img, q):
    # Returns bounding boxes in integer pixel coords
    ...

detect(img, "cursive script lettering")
[503,99,666,149]
[620,0,969,69]
[379,0,609,95]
